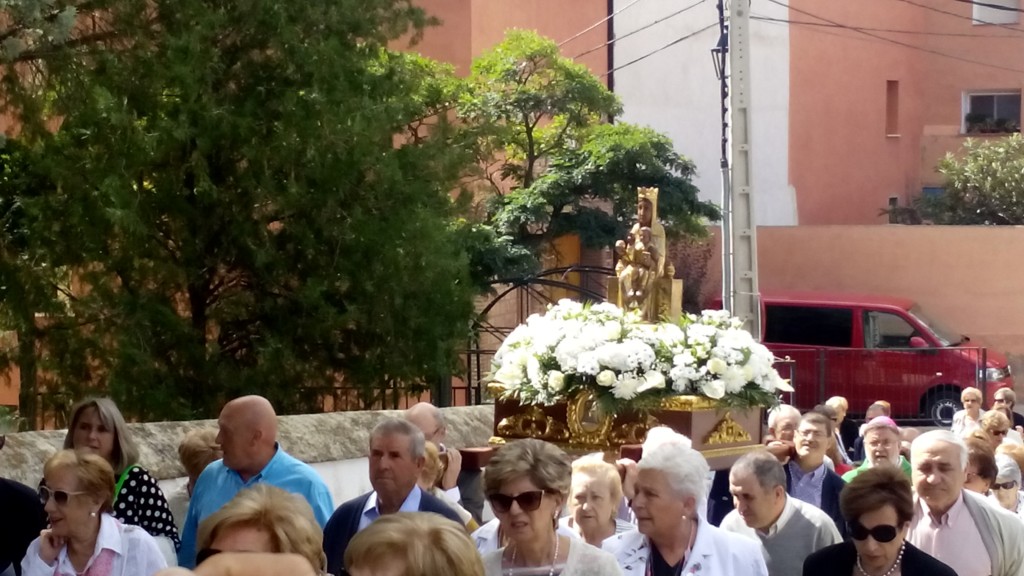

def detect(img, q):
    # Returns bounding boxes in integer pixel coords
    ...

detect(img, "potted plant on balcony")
[487,300,790,465]
[965,112,989,134]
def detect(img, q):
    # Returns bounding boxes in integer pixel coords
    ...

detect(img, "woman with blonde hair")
[981,409,1017,449]
[562,455,632,547]
[196,484,326,574]
[482,439,620,576]
[345,512,483,576]
[61,397,180,558]
[22,450,166,576]
[418,442,478,531]
[169,428,222,532]
[951,387,984,437]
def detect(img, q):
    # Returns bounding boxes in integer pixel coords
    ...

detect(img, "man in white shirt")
[721,451,841,576]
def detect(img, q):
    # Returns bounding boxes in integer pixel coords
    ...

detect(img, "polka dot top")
[113,465,181,551]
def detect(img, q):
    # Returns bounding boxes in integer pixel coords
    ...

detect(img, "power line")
[558,0,647,47]
[893,0,1024,34]
[948,0,1024,14]
[753,14,1024,38]
[571,0,706,59]
[599,22,718,77]
[764,0,1024,73]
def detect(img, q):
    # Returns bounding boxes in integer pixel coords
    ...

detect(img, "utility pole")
[718,0,761,339]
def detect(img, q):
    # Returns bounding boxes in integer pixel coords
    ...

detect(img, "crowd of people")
[4,390,1024,575]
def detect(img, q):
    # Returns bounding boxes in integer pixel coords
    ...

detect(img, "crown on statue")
[637,187,659,204]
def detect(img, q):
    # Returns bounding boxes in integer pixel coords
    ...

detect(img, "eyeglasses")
[993,429,1009,437]
[38,485,88,506]
[849,520,898,543]
[796,429,827,439]
[994,480,1019,490]
[488,490,546,513]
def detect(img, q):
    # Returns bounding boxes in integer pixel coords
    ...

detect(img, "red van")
[715,291,1013,425]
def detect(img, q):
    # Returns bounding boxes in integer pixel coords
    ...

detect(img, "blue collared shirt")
[357,485,423,532]
[177,444,334,568]
[788,459,826,508]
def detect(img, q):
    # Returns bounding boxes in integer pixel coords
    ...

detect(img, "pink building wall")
[704,226,1024,374]
[788,0,1023,223]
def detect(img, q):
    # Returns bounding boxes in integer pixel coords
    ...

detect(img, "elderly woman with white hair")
[605,434,768,575]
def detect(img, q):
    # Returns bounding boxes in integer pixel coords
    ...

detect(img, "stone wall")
[0,405,495,488]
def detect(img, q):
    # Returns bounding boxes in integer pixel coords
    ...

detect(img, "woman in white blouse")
[604,433,768,576]
[22,450,166,576]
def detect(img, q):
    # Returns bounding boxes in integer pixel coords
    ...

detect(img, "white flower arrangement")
[489,300,791,413]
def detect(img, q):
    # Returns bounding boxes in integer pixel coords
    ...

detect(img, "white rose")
[638,371,667,393]
[547,370,566,392]
[701,379,727,399]
[596,370,617,387]
[707,357,728,375]
[612,375,642,400]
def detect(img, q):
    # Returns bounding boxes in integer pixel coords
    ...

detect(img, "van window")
[864,311,917,348]
[764,305,853,347]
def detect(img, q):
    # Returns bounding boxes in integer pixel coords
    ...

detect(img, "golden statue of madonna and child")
[609,186,683,322]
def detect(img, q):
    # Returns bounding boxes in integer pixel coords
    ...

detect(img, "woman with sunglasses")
[802,465,956,576]
[481,439,621,576]
[989,454,1024,517]
[195,484,326,574]
[981,409,1015,450]
[61,397,180,561]
[22,450,167,576]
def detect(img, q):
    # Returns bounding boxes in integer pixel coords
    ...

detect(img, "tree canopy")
[0,0,477,423]
[929,134,1024,225]
[457,30,719,272]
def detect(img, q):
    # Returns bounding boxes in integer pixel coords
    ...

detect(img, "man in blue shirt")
[322,418,461,575]
[177,395,334,568]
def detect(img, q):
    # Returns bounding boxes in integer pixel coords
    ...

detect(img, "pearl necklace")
[507,534,560,576]
[856,541,905,576]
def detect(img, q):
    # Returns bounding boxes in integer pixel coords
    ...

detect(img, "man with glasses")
[404,402,484,522]
[721,451,841,576]
[909,430,1024,576]
[0,436,48,576]
[322,417,462,576]
[785,412,847,537]
[993,388,1024,429]
[844,416,912,482]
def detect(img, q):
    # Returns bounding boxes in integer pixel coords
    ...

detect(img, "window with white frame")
[973,0,1019,25]
[964,91,1021,133]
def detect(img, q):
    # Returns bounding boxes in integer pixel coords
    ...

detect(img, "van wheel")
[925,390,962,427]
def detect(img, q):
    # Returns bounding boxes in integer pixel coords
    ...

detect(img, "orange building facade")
[790,0,1023,224]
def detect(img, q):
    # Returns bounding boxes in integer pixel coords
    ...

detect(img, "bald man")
[177,396,334,568]
[404,402,484,522]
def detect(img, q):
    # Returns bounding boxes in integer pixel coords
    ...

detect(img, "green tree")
[458,30,719,268]
[0,0,477,423]
[928,134,1024,224]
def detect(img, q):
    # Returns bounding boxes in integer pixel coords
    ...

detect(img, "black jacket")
[784,461,847,539]
[323,489,463,576]
[803,540,957,576]
[0,478,48,576]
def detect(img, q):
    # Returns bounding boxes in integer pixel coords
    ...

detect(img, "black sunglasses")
[488,490,546,513]
[849,520,899,543]
[994,480,1019,490]
[38,485,88,506]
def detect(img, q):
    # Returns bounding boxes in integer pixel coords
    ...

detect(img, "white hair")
[911,429,968,470]
[767,404,801,430]
[638,440,709,505]
[643,427,692,452]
